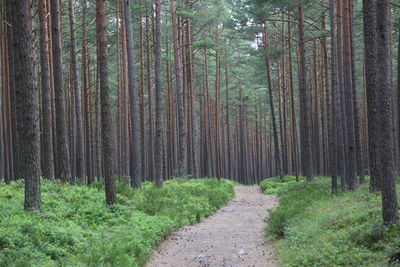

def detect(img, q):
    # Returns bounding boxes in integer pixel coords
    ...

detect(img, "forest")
[1,0,400,266]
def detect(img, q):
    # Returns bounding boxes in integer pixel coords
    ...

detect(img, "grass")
[261,176,400,266]
[0,178,234,266]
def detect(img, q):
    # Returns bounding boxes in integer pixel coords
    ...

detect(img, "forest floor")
[146,186,279,267]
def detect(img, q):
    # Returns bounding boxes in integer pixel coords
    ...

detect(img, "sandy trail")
[146,186,279,267]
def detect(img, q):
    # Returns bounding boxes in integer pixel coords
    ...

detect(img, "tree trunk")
[50,0,71,182]
[97,0,116,205]
[287,11,299,182]
[154,0,163,187]
[263,23,283,179]
[342,0,357,190]
[5,0,18,181]
[298,7,314,181]
[68,0,85,181]
[375,0,398,225]
[171,0,186,177]
[39,0,55,180]
[329,0,339,193]
[123,0,142,188]
[12,0,41,210]
[363,0,380,192]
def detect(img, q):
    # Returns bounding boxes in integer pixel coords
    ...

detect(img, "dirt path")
[146,186,279,267]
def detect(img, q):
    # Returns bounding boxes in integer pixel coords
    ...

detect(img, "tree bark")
[171,0,186,177]
[363,0,381,192]
[123,0,142,188]
[12,0,41,210]
[39,0,55,180]
[154,0,163,187]
[51,0,71,182]
[298,7,314,181]
[375,0,398,225]
[263,23,283,179]
[68,0,85,181]
[342,0,357,190]
[97,0,116,205]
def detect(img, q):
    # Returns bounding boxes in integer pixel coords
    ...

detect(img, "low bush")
[259,176,305,195]
[261,177,400,266]
[0,178,234,266]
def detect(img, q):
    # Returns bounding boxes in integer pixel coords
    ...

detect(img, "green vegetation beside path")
[261,176,400,266]
[0,178,234,266]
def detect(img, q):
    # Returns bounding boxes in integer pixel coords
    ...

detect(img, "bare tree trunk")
[171,0,186,177]
[329,0,339,193]
[12,0,41,210]
[39,0,55,180]
[298,7,314,181]
[154,0,163,187]
[123,0,142,188]
[375,0,398,225]
[287,11,299,182]
[363,0,380,192]
[5,0,18,181]
[51,0,71,182]
[68,0,85,181]
[263,23,283,179]
[342,0,357,190]
[97,0,116,205]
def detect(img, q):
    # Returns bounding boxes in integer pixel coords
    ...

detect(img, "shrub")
[261,177,400,266]
[0,178,234,266]
[259,176,305,195]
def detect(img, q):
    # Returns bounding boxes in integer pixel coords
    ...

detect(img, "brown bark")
[97,0,116,205]
[263,23,283,179]
[375,0,398,225]
[39,0,55,180]
[154,0,163,187]
[363,0,380,192]
[298,7,314,181]
[287,11,299,182]
[69,0,85,181]
[123,0,142,188]
[51,0,72,182]
[12,0,41,210]
[171,0,186,176]
[342,0,357,190]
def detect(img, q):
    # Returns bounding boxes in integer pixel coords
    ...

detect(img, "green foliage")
[262,177,400,266]
[265,178,330,238]
[259,176,305,195]
[0,178,234,266]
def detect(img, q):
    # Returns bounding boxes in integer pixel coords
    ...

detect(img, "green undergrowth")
[0,178,234,267]
[261,176,400,266]
[260,176,306,194]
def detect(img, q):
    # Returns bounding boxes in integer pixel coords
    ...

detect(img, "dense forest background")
[2,0,400,225]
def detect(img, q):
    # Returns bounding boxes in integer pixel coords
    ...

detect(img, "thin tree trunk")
[39,0,55,180]
[171,0,186,177]
[5,0,18,181]
[123,0,142,188]
[287,11,299,182]
[51,0,71,182]
[263,23,283,179]
[68,0,85,181]
[342,0,357,190]
[154,0,163,187]
[329,0,339,194]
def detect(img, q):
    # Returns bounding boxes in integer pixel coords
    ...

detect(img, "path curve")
[146,186,279,267]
